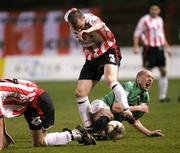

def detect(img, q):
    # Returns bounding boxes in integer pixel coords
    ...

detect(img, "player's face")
[70,17,86,32]
[140,71,154,91]
[149,5,161,18]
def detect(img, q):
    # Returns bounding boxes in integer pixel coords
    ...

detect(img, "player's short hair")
[149,1,161,9]
[68,9,84,25]
[136,69,150,83]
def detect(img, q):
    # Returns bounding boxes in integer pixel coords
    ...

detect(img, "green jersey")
[100,81,150,120]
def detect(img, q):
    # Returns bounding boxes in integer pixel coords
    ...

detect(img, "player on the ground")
[133,4,172,102]
[0,78,96,150]
[64,8,132,130]
[91,70,164,137]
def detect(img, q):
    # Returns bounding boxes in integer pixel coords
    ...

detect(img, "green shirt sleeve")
[100,91,116,108]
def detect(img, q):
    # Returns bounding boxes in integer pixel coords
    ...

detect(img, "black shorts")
[79,47,122,81]
[24,92,55,131]
[142,46,166,69]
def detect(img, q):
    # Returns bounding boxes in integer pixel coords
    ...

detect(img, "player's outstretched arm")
[3,119,15,148]
[0,117,4,150]
[0,118,15,150]
[132,119,164,137]
[130,103,149,113]
[112,103,149,113]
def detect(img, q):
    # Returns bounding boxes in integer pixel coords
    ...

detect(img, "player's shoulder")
[84,13,97,19]
[84,13,101,23]
[122,81,135,89]
[157,16,164,22]
[141,14,150,20]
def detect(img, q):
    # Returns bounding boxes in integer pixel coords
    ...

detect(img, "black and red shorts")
[79,47,122,81]
[24,92,55,131]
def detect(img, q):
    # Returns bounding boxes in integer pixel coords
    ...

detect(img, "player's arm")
[0,117,14,150]
[133,17,145,54]
[3,119,15,148]
[83,22,105,34]
[132,119,164,137]
[77,21,105,41]
[161,19,172,56]
[133,36,141,54]
[78,15,105,39]
[0,117,4,150]
[112,102,149,113]
[164,36,172,56]
[130,103,149,113]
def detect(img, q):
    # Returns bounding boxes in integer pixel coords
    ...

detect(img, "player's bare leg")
[75,80,97,129]
[104,64,130,115]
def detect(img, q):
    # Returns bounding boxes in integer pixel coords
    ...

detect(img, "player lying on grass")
[0,78,96,150]
[91,70,164,138]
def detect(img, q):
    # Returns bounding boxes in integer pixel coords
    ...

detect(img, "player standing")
[64,8,132,130]
[133,4,172,102]
[0,78,96,150]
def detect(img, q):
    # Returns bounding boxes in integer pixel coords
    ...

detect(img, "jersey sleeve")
[0,96,4,118]
[133,15,146,37]
[100,91,116,108]
[86,13,102,26]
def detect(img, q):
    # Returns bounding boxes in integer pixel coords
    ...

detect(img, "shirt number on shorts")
[109,54,115,63]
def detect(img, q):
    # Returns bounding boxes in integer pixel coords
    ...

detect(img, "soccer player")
[0,78,96,150]
[133,4,172,102]
[91,70,164,137]
[64,8,132,130]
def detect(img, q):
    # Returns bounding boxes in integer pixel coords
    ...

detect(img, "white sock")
[44,131,72,146]
[159,77,168,99]
[77,96,92,128]
[110,81,129,109]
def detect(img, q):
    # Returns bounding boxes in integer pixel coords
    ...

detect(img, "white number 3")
[109,54,115,63]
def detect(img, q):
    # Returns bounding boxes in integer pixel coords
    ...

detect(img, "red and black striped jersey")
[71,13,118,61]
[134,14,166,47]
[0,79,44,118]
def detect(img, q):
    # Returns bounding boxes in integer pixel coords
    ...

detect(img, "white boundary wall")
[4,46,180,81]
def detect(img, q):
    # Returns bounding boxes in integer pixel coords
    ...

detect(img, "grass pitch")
[3,79,180,153]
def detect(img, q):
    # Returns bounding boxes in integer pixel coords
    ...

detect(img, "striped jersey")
[134,14,166,47]
[72,13,117,60]
[0,79,44,118]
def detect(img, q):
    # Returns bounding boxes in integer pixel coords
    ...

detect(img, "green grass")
[3,79,180,153]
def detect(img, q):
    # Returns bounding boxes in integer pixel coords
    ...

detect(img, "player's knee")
[105,76,116,87]
[75,88,88,98]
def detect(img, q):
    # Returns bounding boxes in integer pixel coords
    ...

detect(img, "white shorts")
[91,99,110,114]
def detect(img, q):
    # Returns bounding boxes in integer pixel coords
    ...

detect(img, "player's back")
[0,79,44,118]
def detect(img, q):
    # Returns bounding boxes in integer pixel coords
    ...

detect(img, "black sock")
[92,116,110,133]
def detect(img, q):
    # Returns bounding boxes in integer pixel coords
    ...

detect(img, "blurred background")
[0,0,179,81]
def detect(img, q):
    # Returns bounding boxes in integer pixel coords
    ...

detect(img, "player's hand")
[139,103,149,113]
[123,109,132,116]
[133,46,140,54]
[165,46,172,56]
[77,30,89,41]
[3,133,15,148]
[149,130,164,137]
[122,109,135,124]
